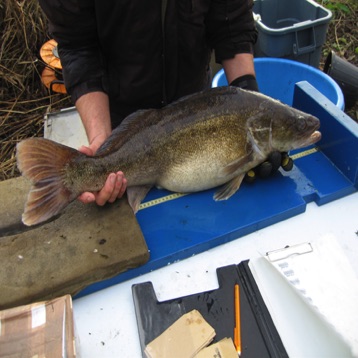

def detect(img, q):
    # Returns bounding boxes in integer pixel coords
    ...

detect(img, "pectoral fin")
[219,144,254,177]
[214,173,245,201]
[127,185,152,213]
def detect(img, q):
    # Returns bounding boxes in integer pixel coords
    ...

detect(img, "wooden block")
[195,337,238,358]
[0,176,30,236]
[0,177,149,309]
[144,310,216,358]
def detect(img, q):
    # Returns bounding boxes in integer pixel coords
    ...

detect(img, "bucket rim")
[212,58,345,110]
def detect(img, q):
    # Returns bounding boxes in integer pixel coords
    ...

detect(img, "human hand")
[77,144,127,205]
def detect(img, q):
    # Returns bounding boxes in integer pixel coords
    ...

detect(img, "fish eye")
[295,118,308,132]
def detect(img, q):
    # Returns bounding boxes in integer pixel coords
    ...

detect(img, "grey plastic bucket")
[324,51,358,109]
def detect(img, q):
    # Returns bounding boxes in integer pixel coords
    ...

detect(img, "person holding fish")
[38,0,291,208]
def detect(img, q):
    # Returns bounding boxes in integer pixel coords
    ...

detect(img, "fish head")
[248,100,321,154]
[269,107,321,152]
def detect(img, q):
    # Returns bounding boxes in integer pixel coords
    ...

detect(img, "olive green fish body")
[17,87,321,226]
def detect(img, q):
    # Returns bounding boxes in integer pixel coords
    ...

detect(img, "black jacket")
[39,0,257,125]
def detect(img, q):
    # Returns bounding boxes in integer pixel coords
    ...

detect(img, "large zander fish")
[17,87,321,226]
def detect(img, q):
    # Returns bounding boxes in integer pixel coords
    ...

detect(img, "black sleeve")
[206,0,258,63]
[38,0,108,103]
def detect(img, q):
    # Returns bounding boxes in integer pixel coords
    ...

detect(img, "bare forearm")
[222,53,255,84]
[75,91,112,153]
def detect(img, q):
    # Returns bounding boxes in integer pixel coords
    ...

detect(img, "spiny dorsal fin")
[95,109,158,156]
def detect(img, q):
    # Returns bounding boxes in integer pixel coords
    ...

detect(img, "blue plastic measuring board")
[76,82,358,298]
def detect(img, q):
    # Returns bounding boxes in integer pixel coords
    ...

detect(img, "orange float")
[40,39,62,69]
[40,39,66,94]
[41,67,67,94]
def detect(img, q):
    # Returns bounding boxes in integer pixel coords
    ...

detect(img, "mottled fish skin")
[16,87,321,226]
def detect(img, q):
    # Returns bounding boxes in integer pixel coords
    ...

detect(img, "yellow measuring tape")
[138,192,188,210]
[138,147,319,211]
[290,147,318,160]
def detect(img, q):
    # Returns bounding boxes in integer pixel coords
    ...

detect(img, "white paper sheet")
[249,234,358,357]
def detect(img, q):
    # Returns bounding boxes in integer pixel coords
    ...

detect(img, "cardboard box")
[0,295,76,358]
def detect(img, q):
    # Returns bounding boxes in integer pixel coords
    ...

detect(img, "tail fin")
[16,138,82,226]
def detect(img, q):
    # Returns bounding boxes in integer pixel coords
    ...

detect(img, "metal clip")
[266,242,313,262]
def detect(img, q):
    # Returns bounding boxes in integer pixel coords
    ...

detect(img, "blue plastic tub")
[212,58,345,110]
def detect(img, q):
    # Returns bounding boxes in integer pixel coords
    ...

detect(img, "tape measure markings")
[291,147,319,160]
[139,192,188,210]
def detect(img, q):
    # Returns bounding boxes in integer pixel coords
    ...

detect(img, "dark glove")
[230,74,259,92]
[230,75,293,182]
[244,151,294,183]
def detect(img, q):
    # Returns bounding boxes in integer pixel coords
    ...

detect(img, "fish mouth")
[310,130,322,143]
[295,129,321,149]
